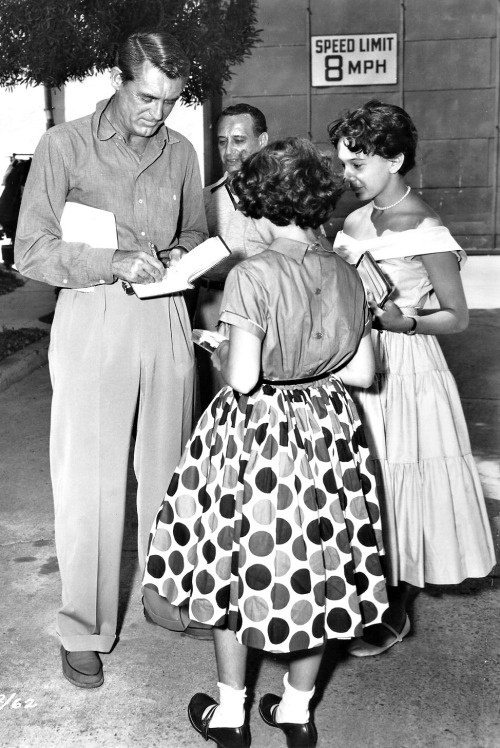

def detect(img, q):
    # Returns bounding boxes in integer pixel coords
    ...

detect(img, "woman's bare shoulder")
[343,203,372,232]
[388,193,442,232]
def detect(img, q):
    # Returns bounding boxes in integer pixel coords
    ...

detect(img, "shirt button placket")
[136,185,146,244]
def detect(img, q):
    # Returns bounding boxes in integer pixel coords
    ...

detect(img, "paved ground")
[0,276,55,392]
[0,257,499,747]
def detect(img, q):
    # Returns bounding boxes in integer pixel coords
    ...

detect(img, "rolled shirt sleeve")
[219,264,267,340]
[218,238,371,381]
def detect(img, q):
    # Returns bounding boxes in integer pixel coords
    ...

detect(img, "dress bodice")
[333,226,465,312]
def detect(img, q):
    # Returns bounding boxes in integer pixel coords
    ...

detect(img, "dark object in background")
[0,155,32,267]
[1,243,14,268]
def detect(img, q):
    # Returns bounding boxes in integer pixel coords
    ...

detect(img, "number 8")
[325,55,343,82]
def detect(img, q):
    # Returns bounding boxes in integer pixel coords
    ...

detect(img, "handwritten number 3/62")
[0,693,37,710]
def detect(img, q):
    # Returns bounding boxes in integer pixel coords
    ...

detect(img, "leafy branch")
[0,0,260,105]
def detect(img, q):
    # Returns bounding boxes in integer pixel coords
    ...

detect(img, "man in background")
[15,29,207,688]
[195,103,268,408]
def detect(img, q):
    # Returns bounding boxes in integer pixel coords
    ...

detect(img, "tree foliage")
[0,0,260,105]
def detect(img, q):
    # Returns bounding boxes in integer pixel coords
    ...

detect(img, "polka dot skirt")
[143,378,388,654]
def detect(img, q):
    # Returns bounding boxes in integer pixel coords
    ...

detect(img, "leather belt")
[262,370,333,386]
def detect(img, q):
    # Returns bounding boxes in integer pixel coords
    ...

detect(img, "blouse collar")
[269,235,332,263]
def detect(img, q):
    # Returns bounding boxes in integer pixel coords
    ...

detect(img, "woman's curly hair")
[328,99,418,175]
[230,137,342,229]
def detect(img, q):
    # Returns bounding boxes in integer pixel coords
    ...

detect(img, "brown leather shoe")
[60,647,104,689]
[259,693,317,748]
[142,589,213,641]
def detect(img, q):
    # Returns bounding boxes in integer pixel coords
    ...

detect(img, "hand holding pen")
[112,242,165,291]
[150,241,185,270]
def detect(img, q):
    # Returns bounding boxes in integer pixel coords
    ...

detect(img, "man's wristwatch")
[405,316,418,335]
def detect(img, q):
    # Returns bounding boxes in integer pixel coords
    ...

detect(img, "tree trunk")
[203,94,223,185]
[44,83,55,129]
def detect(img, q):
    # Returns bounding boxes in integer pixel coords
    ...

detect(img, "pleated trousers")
[48,282,194,652]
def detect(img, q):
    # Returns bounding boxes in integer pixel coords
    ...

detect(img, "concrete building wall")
[217,0,499,250]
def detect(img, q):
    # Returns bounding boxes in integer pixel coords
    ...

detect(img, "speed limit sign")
[311,34,397,86]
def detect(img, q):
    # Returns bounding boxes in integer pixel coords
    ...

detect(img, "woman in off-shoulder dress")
[328,99,496,657]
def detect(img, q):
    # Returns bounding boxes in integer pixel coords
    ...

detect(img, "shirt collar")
[93,96,180,146]
[210,173,229,193]
[268,235,331,263]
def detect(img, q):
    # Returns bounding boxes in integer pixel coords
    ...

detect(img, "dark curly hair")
[230,137,342,229]
[328,99,418,176]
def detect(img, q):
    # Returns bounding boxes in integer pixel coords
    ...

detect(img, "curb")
[0,336,50,393]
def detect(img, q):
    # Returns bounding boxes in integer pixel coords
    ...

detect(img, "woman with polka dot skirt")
[142,137,389,748]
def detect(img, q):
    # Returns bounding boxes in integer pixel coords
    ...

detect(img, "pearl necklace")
[373,185,411,211]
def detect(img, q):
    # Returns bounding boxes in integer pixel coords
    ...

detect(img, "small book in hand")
[355,251,393,307]
[132,236,231,299]
[192,329,227,353]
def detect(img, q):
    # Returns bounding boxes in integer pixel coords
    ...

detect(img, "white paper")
[132,236,230,299]
[192,328,227,352]
[60,202,118,293]
[61,202,118,248]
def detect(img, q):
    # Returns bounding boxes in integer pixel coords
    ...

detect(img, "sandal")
[348,615,411,657]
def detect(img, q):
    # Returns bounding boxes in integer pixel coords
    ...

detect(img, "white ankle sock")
[275,672,315,724]
[204,682,246,728]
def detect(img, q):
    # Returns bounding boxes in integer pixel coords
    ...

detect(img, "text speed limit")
[311,34,397,86]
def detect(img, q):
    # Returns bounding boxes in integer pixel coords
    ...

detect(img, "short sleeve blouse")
[219,236,369,381]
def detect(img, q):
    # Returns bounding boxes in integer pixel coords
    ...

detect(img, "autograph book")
[355,250,393,308]
[132,236,231,299]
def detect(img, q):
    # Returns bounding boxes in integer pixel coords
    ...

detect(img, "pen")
[122,242,158,295]
[122,280,135,295]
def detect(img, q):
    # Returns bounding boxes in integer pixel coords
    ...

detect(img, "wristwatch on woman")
[405,316,418,335]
